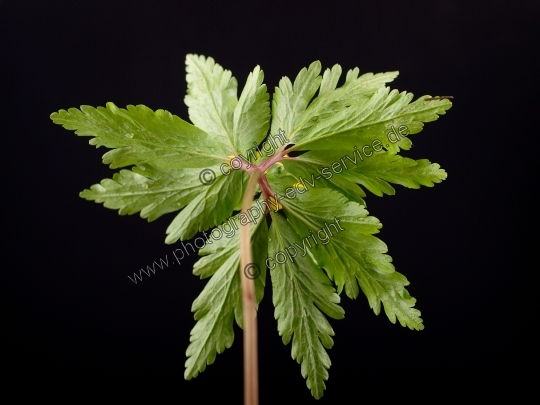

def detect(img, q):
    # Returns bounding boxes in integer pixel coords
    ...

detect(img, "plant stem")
[258,143,290,173]
[240,169,261,405]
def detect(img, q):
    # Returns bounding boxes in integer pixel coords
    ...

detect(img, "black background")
[2,0,534,401]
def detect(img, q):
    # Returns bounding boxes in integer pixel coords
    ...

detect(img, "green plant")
[51,54,451,401]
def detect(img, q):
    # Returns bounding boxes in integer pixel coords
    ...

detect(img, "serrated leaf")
[54,56,451,400]
[51,103,228,169]
[269,213,344,399]
[165,168,247,243]
[294,150,447,196]
[270,61,322,137]
[290,89,451,153]
[185,54,238,152]
[267,183,423,330]
[278,159,366,205]
[233,65,270,155]
[290,68,399,143]
[271,61,398,144]
[185,213,268,379]
[80,164,205,221]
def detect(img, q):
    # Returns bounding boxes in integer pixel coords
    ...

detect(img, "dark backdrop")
[2,0,534,401]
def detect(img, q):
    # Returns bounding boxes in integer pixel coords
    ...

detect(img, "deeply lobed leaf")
[269,213,344,398]
[267,172,424,330]
[287,150,447,197]
[51,102,229,169]
[185,214,268,379]
[52,55,451,399]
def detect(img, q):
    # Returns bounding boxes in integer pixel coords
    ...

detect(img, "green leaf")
[165,168,247,243]
[294,150,447,197]
[185,55,270,157]
[290,67,399,143]
[290,89,452,153]
[185,54,238,153]
[51,102,228,169]
[278,159,366,205]
[54,55,451,399]
[269,213,344,399]
[268,183,423,331]
[233,65,270,155]
[270,61,322,137]
[185,213,268,379]
[80,164,205,221]
[81,161,248,242]
[270,61,398,144]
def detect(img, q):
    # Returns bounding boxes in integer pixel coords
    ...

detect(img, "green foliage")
[185,214,268,379]
[52,54,451,399]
